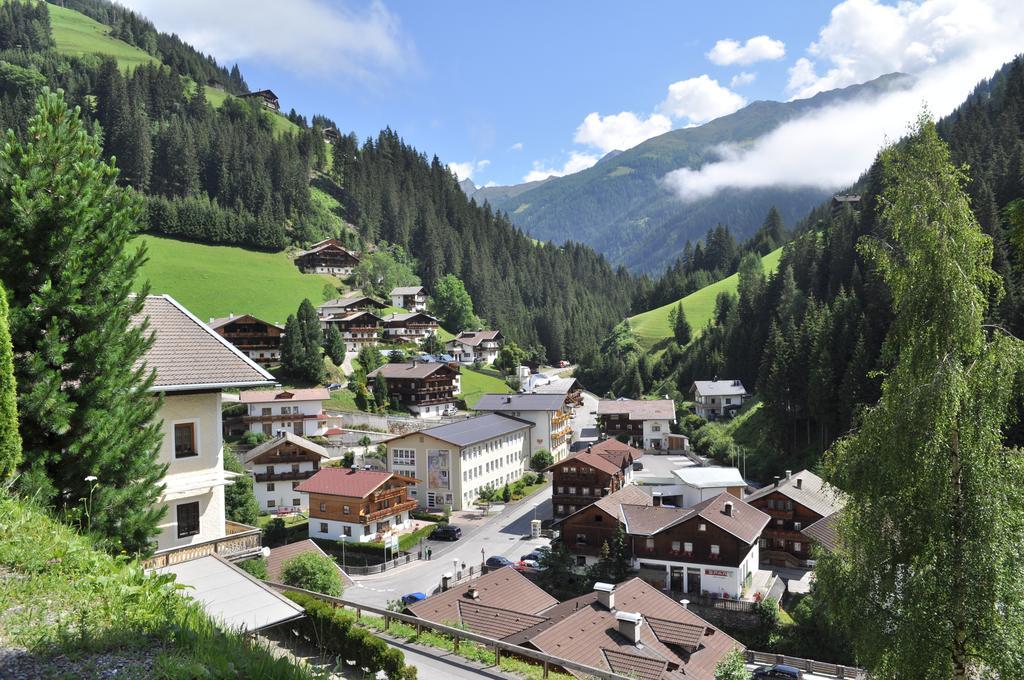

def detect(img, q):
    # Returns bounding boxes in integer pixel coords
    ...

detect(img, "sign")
[704,569,730,577]
[386,534,399,550]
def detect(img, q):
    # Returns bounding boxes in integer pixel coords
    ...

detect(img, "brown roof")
[239,387,330,403]
[449,330,502,347]
[802,511,840,552]
[613,493,769,544]
[295,469,416,498]
[621,504,688,535]
[592,485,653,517]
[319,294,385,310]
[296,241,359,258]
[548,450,622,476]
[743,469,843,518]
[266,539,352,586]
[367,362,459,380]
[390,286,425,296]
[407,567,558,626]
[597,399,676,420]
[131,295,274,392]
[588,438,643,467]
[602,648,668,680]
[243,432,329,465]
[208,313,284,331]
[457,600,549,639]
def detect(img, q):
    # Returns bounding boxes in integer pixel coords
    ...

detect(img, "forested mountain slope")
[489,74,912,273]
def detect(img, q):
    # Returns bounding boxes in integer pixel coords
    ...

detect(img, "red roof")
[239,387,330,403]
[295,468,415,498]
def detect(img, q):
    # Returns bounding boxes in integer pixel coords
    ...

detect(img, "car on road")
[485,555,513,569]
[401,592,427,605]
[428,524,462,541]
[514,559,544,573]
[752,664,803,679]
[327,383,343,391]
[520,550,545,562]
[558,360,570,368]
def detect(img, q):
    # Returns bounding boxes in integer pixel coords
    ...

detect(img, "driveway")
[570,391,600,450]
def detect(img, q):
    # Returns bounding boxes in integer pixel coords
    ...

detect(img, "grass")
[48,3,158,71]
[460,366,511,408]
[629,247,783,349]
[202,85,301,138]
[133,235,340,324]
[255,513,308,529]
[0,493,312,678]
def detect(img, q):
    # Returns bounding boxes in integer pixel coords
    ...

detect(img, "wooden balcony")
[242,412,325,423]
[254,470,316,483]
[371,486,405,503]
[363,499,418,523]
[142,520,262,570]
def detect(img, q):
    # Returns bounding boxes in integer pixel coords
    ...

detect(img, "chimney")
[786,470,792,481]
[504,396,512,404]
[466,586,480,600]
[652,492,662,507]
[774,476,781,488]
[593,582,615,610]
[795,477,803,489]
[615,611,643,645]
[679,599,690,610]
[723,501,734,517]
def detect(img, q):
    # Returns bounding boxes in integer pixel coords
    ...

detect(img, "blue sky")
[120,0,1023,189]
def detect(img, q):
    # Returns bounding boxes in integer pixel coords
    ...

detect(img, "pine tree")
[672,302,692,345]
[0,90,165,552]
[0,281,20,479]
[372,374,390,413]
[223,446,259,524]
[324,324,346,365]
[280,314,303,377]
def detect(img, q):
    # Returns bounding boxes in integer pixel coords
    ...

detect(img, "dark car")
[400,592,427,605]
[752,665,803,679]
[485,555,513,569]
[428,524,462,541]
[520,550,544,562]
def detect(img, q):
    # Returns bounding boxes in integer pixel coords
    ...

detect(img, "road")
[345,486,554,608]
[570,390,600,450]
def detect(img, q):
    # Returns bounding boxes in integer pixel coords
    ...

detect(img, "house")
[298,468,419,543]
[131,295,274,556]
[801,511,840,555]
[208,313,284,366]
[243,432,328,513]
[596,399,676,450]
[446,330,503,365]
[239,387,329,438]
[321,310,383,352]
[241,89,280,110]
[318,294,388,318]
[744,469,843,567]
[321,127,341,144]
[558,487,769,599]
[390,285,428,312]
[295,240,360,276]
[366,361,460,418]
[690,380,747,420]
[406,570,742,680]
[548,438,642,518]
[669,467,746,508]
[382,312,439,344]
[522,374,583,408]
[384,413,533,511]
[831,194,861,215]
[474,393,574,462]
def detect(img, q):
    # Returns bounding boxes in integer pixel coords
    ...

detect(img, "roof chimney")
[680,599,690,610]
[593,582,615,610]
[652,492,662,507]
[786,470,792,481]
[723,501,734,517]
[615,611,643,645]
[774,476,781,488]
[466,586,480,600]
[795,477,803,489]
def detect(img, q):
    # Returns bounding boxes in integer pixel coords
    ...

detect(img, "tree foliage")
[352,245,420,299]
[281,552,344,597]
[430,274,479,332]
[0,282,20,480]
[223,446,259,525]
[713,649,751,680]
[529,449,553,472]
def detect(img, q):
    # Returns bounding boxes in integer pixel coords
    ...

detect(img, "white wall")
[250,459,318,512]
[309,512,411,543]
[246,399,326,436]
[642,419,672,449]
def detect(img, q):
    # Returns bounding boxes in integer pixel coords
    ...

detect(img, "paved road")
[345,486,553,608]
[571,391,600,450]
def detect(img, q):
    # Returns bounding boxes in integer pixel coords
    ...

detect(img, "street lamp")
[532,503,539,521]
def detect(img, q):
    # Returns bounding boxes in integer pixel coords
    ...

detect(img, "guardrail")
[263,582,635,680]
[746,650,865,679]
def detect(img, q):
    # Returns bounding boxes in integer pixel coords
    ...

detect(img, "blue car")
[401,592,427,605]
[485,555,513,569]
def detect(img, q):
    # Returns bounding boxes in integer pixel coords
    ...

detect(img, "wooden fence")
[746,650,866,679]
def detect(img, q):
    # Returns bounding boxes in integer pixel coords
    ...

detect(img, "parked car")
[752,665,803,679]
[520,550,544,562]
[400,592,427,605]
[429,524,462,541]
[514,559,543,572]
[327,382,343,391]
[485,555,513,569]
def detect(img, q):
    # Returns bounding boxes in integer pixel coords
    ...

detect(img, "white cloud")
[523,152,600,183]
[115,0,410,80]
[509,142,524,151]
[664,0,1024,202]
[786,0,1003,99]
[657,75,746,125]
[574,111,672,153]
[448,160,491,181]
[730,72,757,88]
[707,35,786,66]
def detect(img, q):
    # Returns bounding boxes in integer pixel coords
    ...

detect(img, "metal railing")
[746,650,865,679]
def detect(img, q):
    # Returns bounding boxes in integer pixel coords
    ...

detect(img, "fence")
[338,551,421,576]
[665,590,758,612]
[327,410,468,435]
[746,650,866,679]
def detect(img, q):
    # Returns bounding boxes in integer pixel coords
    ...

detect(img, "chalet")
[831,194,861,215]
[131,295,273,558]
[208,313,284,366]
[596,398,676,450]
[295,239,360,276]
[559,487,769,599]
[241,89,280,111]
[298,468,419,543]
[384,413,532,511]
[321,127,341,144]
[321,310,383,351]
[366,361,460,418]
[239,387,329,438]
[390,285,428,311]
[446,330,503,365]
[474,393,574,462]
[318,294,388,318]
[690,380,747,420]
[801,511,840,556]
[243,432,328,513]
[382,312,439,344]
[548,438,642,518]
[744,469,843,567]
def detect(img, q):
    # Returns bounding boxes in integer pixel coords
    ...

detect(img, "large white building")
[384,414,533,511]
[446,330,503,365]
[239,387,329,438]
[243,432,329,513]
[473,393,574,463]
[132,295,274,554]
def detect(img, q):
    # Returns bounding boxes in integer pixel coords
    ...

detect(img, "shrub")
[242,431,269,446]
[263,517,288,547]
[411,510,446,522]
[238,557,268,579]
[529,449,553,472]
[281,553,344,596]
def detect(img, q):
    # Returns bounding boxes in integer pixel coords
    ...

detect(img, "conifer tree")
[0,281,20,479]
[324,324,346,365]
[0,90,164,552]
[672,302,692,345]
[280,314,303,376]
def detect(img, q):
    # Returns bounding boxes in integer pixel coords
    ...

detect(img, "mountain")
[488,73,914,273]
[470,176,550,205]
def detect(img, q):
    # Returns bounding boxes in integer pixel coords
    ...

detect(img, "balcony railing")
[363,499,418,523]
[371,486,405,503]
[142,520,262,570]
[254,470,317,483]
[242,412,325,423]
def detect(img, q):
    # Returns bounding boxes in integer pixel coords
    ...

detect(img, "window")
[710,544,720,556]
[342,505,351,515]
[267,465,275,475]
[793,542,802,553]
[671,541,681,552]
[557,486,565,494]
[176,502,200,538]
[173,423,196,458]
[363,525,371,536]
[392,449,416,465]
[568,487,576,495]
[575,533,587,544]
[292,498,300,506]
[725,398,732,405]
[319,522,328,533]
[698,523,706,532]
[651,424,661,432]
[261,407,271,416]
[684,542,693,555]
[594,514,603,522]
[793,522,802,530]
[556,505,564,513]
[267,500,276,508]
[281,406,292,415]
[343,526,351,537]
[267,482,275,492]
[645,538,655,550]
[319,502,326,512]
[758,538,767,548]
[292,482,300,490]
[576,555,586,567]
[291,464,300,473]
[776,519,783,527]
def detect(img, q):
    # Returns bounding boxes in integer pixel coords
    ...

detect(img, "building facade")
[318,294,388,318]
[690,380,747,420]
[446,330,503,365]
[321,311,383,352]
[596,398,677,450]
[473,393,573,462]
[208,313,285,366]
[390,286,428,311]
[239,387,329,438]
[295,239,360,276]
[744,469,842,567]
[298,468,419,543]
[367,361,460,418]
[381,312,439,344]
[548,438,642,518]
[244,433,328,513]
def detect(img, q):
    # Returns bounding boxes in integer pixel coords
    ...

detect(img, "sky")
[118,0,1024,191]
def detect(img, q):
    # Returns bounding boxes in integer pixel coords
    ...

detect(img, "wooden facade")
[306,478,418,527]
[549,459,626,518]
[248,439,323,483]
[210,314,284,366]
[746,489,824,566]
[295,240,360,275]
[242,89,280,111]
[369,363,460,414]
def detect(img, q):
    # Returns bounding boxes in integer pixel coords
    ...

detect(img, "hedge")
[284,591,417,680]
[411,511,446,522]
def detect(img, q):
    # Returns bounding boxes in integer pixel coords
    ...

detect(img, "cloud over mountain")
[707,35,786,66]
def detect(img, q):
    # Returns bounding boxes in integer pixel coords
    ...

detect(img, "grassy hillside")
[203,86,301,137]
[133,235,338,324]
[461,366,511,408]
[48,3,158,70]
[629,247,783,349]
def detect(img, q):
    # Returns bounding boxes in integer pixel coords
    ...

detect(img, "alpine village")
[1,1,1023,679]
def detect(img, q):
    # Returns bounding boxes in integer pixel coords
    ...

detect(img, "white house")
[596,398,676,450]
[239,387,329,438]
[671,467,746,507]
[299,469,419,543]
[690,379,747,420]
[390,286,428,312]
[446,330,503,365]
[131,295,274,554]
[381,312,439,344]
[243,432,329,513]
[473,393,573,463]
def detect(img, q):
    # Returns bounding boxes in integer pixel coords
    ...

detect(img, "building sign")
[427,449,450,489]
[704,569,730,577]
